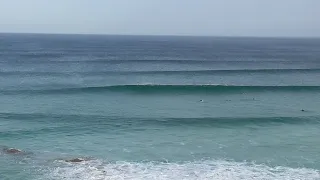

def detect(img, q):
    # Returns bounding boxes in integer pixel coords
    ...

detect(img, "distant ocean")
[1,33,320,180]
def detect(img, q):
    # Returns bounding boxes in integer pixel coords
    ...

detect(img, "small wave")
[42,160,320,180]
[1,68,320,77]
[1,85,319,95]
[3,58,320,64]
[18,53,64,59]
[1,112,319,138]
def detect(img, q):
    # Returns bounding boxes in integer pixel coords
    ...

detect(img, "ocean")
[0,33,320,180]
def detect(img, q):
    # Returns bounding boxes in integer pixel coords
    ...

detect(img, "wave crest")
[2,84,320,95]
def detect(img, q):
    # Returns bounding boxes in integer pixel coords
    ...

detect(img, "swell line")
[1,85,320,95]
[1,112,319,126]
[2,59,320,64]
[1,113,320,138]
[1,68,320,77]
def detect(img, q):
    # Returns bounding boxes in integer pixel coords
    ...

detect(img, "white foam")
[43,160,319,180]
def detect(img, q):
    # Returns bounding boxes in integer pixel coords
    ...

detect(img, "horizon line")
[1,31,320,39]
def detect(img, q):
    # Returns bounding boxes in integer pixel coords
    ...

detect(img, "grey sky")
[0,0,319,37]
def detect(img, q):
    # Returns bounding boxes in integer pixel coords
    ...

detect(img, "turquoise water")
[1,34,320,179]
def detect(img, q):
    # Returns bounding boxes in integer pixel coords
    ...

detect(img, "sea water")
[0,34,320,179]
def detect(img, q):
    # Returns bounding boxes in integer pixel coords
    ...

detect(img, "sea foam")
[43,160,320,180]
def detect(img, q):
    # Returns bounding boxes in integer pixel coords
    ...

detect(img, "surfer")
[199,99,203,102]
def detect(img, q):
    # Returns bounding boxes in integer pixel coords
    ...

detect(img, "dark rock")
[3,148,22,154]
[65,158,85,163]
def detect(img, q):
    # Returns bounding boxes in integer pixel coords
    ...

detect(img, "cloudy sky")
[0,0,319,37]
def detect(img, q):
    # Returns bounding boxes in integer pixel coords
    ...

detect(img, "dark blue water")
[1,33,320,180]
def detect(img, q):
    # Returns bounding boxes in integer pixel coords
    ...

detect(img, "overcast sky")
[0,0,319,37]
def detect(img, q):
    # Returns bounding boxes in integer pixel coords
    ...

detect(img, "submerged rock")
[65,158,86,163]
[1,146,33,157]
[2,148,23,154]
[4,148,22,154]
